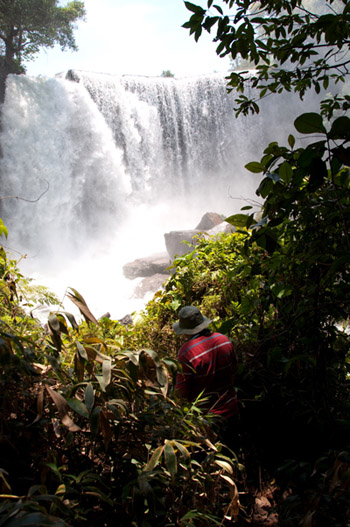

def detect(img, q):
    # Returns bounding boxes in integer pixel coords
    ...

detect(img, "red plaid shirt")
[175,331,238,417]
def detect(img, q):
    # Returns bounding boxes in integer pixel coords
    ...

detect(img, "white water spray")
[0,71,321,319]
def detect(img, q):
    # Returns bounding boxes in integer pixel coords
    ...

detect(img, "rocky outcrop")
[133,273,169,298]
[164,213,233,261]
[123,252,170,280]
[164,230,203,261]
[123,212,232,300]
[205,221,235,237]
[195,212,225,230]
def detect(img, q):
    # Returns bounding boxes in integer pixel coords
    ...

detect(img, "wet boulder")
[195,212,225,230]
[164,230,204,261]
[123,252,170,280]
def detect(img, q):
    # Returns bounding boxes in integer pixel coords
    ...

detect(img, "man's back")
[175,331,238,418]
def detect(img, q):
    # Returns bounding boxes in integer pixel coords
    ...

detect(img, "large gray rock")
[205,221,236,237]
[123,252,171,280]
[133,273,169,298]
[195,212,225,230]
[164,230,204,261]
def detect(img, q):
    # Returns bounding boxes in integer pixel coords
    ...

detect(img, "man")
[173,305,239,420]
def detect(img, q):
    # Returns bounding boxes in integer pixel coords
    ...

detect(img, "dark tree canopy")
[161,69,176,78]
[0,0,85,76]
[183,0,350,117]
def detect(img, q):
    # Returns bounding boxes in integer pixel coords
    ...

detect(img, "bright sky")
[25,0,231,78]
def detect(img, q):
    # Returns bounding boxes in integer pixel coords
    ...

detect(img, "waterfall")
[0,70,321,319]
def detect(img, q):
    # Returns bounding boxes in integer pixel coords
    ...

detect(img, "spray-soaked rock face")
[164,230,203,261]
[122,253,170,280]
[195,212,225,231]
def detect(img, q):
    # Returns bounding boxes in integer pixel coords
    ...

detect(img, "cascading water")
[0,70,322,319]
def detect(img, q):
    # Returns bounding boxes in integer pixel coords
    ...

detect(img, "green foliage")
[183,0,350,117]
[181,4,350,518]
[160,69,175,78]
[228,111,350,395]
[126,106,350,521]
[0,237,244,526]
[0,0,86,75]
[131,232,270,355]
[0,218,8,238]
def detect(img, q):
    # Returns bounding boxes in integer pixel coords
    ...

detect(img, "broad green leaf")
[256,177,274,198]
[225,214,249,228]
[144,446,164,471]
[67,288,99,325]
[56,314,69,334]
[90,407,100,435]
[308,157,327,190]
[255,231,278,254]
[142,348,162,367]
[329,255,349,274]
[74,353,85,382]
[62,311,79,330]
[48,314,60,333]
[164,440,177,478]
[84,382,95,411]
[102,359,112,388]
[294,113,326,134]
[66,398,90,418]
[172,440,191,463]
[213,4,223,14]
[76,341,88,360]
[137,474,153,496]
[55,484,66,495]
[245,161,264,173]
[0,218,8,238]
[328,116,350,140]
[279,161,293,184]
[171,298,181,311]
[180,510,221,524]
[185,1,204,14]
[95,375,104,392]
[67,287,88,305]
[333,147,350,167]
[271,283,293,298]
[220,474,237,487]
[288,134,295,148]
[156,364,169,390]
[246,215,257,228]
[214,459,233,473]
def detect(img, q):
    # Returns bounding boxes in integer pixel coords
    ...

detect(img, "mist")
[0,71,324,319]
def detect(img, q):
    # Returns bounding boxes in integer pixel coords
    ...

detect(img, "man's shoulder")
[212,332,232,343]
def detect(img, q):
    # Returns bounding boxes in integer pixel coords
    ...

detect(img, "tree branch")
[0,179,49,202]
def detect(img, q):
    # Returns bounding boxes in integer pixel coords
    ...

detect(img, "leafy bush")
[126,112,350,524]
[0,242,245,526]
